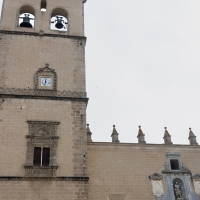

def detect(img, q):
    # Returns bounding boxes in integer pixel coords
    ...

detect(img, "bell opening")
[19,13,35,28]
[51,15,68,31]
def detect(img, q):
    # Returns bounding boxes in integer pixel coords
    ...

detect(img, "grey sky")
[1,0,200,144]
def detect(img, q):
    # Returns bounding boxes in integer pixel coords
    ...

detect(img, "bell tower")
[0,0,88,199]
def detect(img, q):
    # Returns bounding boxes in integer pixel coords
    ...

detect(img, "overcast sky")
[1,0,200,144]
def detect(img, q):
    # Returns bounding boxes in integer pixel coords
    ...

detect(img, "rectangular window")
[42,148,50,166]
[33,147,50,166]
[170,159,180,170]
[33,147,42,166]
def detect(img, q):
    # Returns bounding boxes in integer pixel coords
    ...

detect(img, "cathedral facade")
[0,0,200,199]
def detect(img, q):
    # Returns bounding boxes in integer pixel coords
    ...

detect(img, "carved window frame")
[166,152,181,171]
[34,64,57,90]
[24,121,60,177]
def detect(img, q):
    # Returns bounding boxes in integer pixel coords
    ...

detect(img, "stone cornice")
[0,176,89,181]
[0,87,88,102]
[161,166,191,174]
[149,173,163,180]
[0,30,87,40]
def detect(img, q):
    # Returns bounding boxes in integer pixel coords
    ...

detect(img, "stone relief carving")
[149,173,164,197]
[151,180,164,196]
[0,87,87,98]
[34,64,57,90]
[194,181,200,195]
[192,174,200,195]
[27,121,59,137]
[25,121,60,177]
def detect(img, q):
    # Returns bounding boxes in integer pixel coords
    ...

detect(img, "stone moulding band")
[0,87,87,101]
[0,176,89,181]
[0,30,87,40]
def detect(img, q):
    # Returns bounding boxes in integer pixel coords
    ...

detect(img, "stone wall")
[87,142,200,200]
[0,98,87,177]
[0,180,88,200]
[0,33,86,92]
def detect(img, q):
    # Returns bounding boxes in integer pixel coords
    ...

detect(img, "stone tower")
[0,0,88,199]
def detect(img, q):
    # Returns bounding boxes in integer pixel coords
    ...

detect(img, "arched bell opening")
[18,5,35,28]
[51,8,68,31]
[41,0,47,12]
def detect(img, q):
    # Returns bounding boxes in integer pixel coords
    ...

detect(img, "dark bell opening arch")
[18,5,35,28]
[19,5,35,16]
[51,7,68,18]
[51,8,68,31]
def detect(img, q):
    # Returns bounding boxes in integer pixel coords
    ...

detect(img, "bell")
[20,14,33,28]
[55,18,64,29]
[52,16,68,29]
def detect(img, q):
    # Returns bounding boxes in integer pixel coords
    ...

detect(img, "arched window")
[41,0,47,12]
[18,5,35,28]
[51,8,68,31]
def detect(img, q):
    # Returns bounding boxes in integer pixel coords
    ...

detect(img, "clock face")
[41,78,51,87]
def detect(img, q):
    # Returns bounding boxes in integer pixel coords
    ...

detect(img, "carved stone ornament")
[151,180,164,197]
[149,173,164,197]
[166,152,180,157]
[34,64,57,90]
[25,121,60,177]
[0,87,87,98]
[149,173,163,180]
[27,121,60,137]
[193,174,200,195]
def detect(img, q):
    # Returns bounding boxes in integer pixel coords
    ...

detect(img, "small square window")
[170,159,180,170]
[33,147,50,166]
